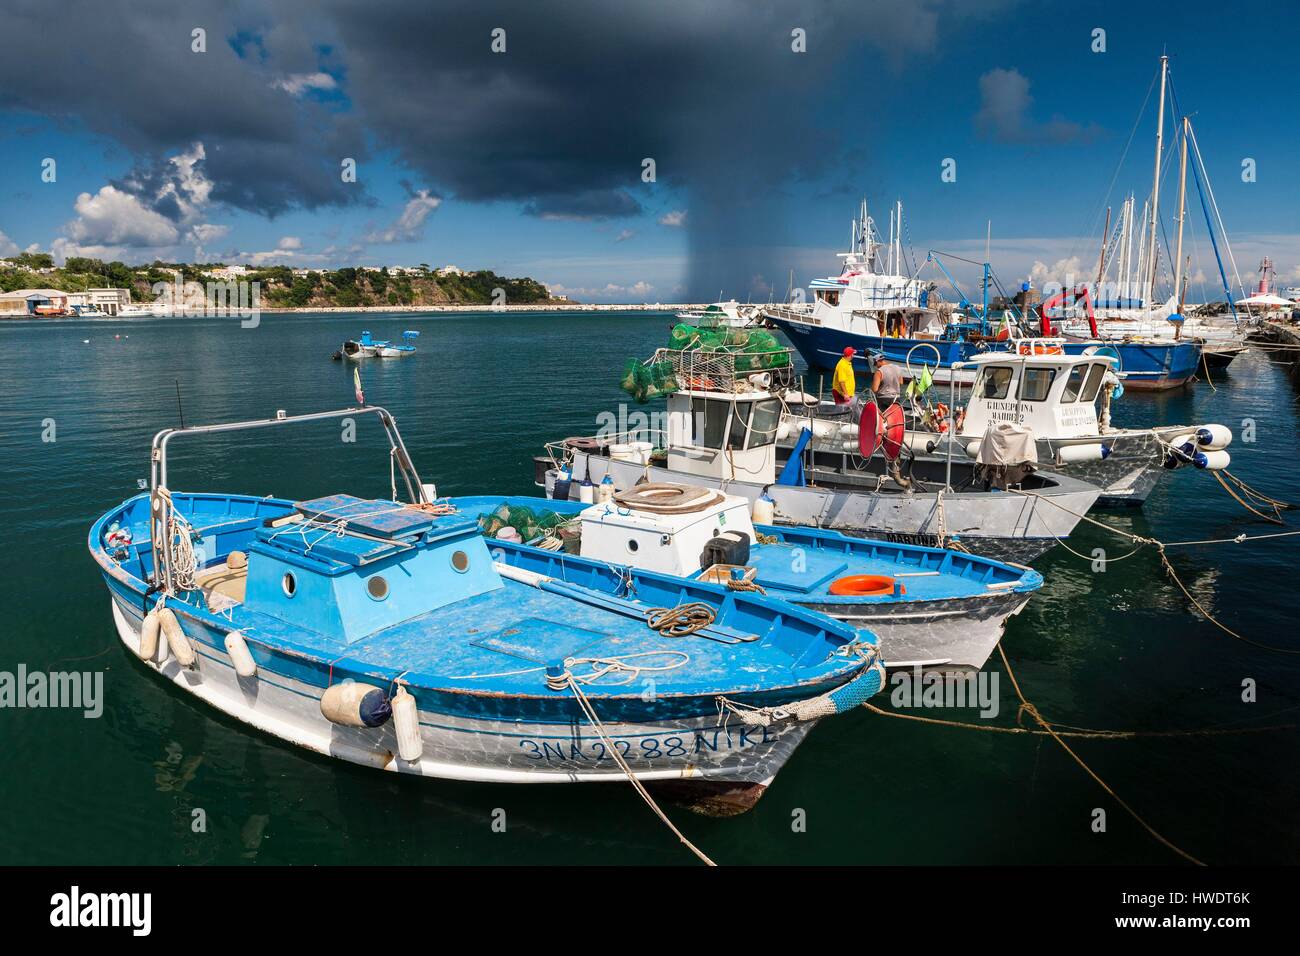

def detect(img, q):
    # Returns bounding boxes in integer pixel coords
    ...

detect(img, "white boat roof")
[961,349,1118,368]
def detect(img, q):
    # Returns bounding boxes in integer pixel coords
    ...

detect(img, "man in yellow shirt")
[832,346,857,407]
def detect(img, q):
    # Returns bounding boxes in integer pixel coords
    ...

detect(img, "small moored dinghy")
[455,483,1041,672]
[88,407,883,815]
[332,329,418,360]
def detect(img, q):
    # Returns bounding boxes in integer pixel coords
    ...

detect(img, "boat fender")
[139,609,162,660]
[1195,424,1232,451]
[596,474,615,503]
[159,608,196,667]
[1193,449,1231,471]
[224,630,257,679]
[578,477,595,504]
[320,682,392,728]
[752,492,775,525]
[1162,433,1196,469]
[1056,443,1105,465]
[393,685,423,762]
[965,440,981,458]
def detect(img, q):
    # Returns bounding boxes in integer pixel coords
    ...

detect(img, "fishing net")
[620,324,789,401]
[620,357,679,403]
[478,503,573,544]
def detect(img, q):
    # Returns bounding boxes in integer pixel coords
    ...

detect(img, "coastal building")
[436,265,465,276]
[66,288,132,315]
[0,288,70,316]
[209,265,249,281]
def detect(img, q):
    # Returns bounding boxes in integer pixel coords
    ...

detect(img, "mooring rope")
[559,673,717,866]
[994,645,1205,866]
[1011,488,1300,655]
[860,701,1293,739]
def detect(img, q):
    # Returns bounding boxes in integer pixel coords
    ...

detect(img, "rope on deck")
[645,602,717,637]
[559,674,717,867]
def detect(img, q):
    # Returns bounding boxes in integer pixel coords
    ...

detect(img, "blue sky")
[1,0,1296,302]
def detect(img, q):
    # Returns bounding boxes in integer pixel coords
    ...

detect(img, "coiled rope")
[645,602,717,637]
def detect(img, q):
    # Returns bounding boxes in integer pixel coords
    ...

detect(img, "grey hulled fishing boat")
[538,340,1101,563]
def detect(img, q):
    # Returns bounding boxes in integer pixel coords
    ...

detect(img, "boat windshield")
[1018,367,1057,402]
[975,366,1013,400]
[1080,363,1108,402]
[1061,365,1087,402]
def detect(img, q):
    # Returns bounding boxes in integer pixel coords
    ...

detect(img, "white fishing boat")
[541,341,1102,563]
[901,348,1234,506]
[676,300,759,329]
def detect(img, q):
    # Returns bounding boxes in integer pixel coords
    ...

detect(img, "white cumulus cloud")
[659,210,687,227]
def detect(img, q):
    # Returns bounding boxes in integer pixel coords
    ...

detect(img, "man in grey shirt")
[871,355,907,411]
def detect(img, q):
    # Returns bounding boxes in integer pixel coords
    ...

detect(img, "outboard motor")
[700,530,751,570]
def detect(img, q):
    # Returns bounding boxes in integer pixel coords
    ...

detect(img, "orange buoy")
[828,574,905,597]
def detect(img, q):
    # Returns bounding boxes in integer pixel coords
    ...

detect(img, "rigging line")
[1073,65,1160,262]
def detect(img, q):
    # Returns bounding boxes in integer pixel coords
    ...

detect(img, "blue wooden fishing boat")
[88,407,882,816]
[455,484,1042,672]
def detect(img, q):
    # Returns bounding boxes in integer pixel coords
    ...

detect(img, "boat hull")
[798,588,1031,671]
[106,589,814,800]
[768,316,981,385]
[1059,339,1202,390]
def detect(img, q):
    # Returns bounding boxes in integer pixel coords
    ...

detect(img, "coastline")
[255,302,705,314]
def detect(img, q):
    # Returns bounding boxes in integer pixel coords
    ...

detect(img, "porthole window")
[450,550,470,573]
[627,539,639,553]
[282,572,297,597]
[367,576,389,601]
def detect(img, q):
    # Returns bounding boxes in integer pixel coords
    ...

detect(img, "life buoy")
[828,574,905,597]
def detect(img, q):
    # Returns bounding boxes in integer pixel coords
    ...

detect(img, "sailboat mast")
[1096,205,1111,290]
[895,199,902,274]
[1147,54,1169,302]
[1172,115,1189,312]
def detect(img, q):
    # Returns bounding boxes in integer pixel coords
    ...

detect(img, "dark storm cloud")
[0,0,1010,292]
[0,0,366,217]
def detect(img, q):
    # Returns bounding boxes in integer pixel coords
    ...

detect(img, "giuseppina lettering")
[518,724,775,762]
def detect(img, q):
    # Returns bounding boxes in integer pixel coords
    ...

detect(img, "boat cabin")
[577,491,756,578]
[664,389,782,483]
[958,351,1119,441]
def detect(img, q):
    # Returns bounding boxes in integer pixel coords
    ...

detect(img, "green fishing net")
[479,504,572,543]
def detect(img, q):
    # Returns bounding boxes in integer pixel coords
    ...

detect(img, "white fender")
[1056,443,1105,464]
[159,607,195,667]
[320,681,392,728]
[139,609,161,660]
[1194,449,1231,471]
[751,496,775,525]
[393,685,423,762]
[1196,424,1232,451]
[224,630,257,679]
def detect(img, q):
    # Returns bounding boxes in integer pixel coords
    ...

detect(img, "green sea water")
[0,310,1296,865]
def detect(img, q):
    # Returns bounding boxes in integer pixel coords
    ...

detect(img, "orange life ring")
[828,574,905,597]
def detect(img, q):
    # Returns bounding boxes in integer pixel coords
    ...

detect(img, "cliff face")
[257,268,560,308]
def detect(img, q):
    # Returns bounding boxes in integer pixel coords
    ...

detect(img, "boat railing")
[542,428,671,471]
[645,347,795,392]
[147,405,428,595]
[764,304,819,325]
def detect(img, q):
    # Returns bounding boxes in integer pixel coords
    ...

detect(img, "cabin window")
[281,572,297,597]
[815,290,841,306]
[367,576,390,601]
[976,366,1013,400]
[726,398,781,450]
[1080,363,1108,402]
[1061,365,1087,402]
[747,399,781,447]
[1018,368,1057,402]
[691,397,731,449]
